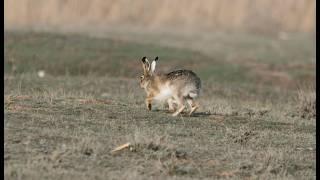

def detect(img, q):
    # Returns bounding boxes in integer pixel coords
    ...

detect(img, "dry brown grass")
[5,0,315,33]
[295,87,316,119]
[4,31,315,180]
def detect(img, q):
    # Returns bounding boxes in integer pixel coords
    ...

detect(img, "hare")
[140,56,201,116]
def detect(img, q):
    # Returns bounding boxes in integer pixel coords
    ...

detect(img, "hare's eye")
[140,75,144,79]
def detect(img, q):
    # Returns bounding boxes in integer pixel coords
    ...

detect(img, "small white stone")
[38,70,45,78]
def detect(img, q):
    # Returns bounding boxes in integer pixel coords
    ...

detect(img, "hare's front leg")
[145,96,153,111]
[167,97,176,112]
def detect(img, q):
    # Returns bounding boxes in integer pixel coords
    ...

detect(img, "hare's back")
[165,70,201,90]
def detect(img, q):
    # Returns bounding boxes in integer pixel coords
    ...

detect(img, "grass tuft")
[295,88,316,119]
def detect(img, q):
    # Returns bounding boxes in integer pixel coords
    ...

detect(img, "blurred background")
[4,0,315,33]
[4,0,316,100]
[4,0,316,88]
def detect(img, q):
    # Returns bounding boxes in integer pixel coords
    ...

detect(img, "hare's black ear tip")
[141,56,147,62]
[155,56,159,61]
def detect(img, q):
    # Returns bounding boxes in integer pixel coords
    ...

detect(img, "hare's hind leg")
[172,96,185,117]
[187,98,199,116]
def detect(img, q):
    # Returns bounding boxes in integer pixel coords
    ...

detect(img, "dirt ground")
[4,31,315,179]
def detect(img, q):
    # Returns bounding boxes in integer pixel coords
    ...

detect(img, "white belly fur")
[153,85,173,101]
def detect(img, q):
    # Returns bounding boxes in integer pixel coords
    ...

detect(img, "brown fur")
[140,57,201,116]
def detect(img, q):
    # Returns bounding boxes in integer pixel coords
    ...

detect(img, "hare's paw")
[171,105,185,117]
[145,98,153,111]
[188,106,199,116]
[172,112,179,117]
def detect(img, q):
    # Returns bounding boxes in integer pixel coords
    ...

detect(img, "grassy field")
[4,31,315,179]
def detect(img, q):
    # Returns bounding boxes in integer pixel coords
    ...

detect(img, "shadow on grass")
[190,112,212,117]
[152,109,212,117]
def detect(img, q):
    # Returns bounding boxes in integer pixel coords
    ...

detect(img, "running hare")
[140,56,201,116]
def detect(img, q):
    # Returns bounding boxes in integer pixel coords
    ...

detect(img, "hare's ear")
[141,56,150,73]
[150,56,158,74]
[141,56,148,64]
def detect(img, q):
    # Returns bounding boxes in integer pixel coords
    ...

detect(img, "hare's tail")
[186,90,200,99]
[188,92,198,98]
